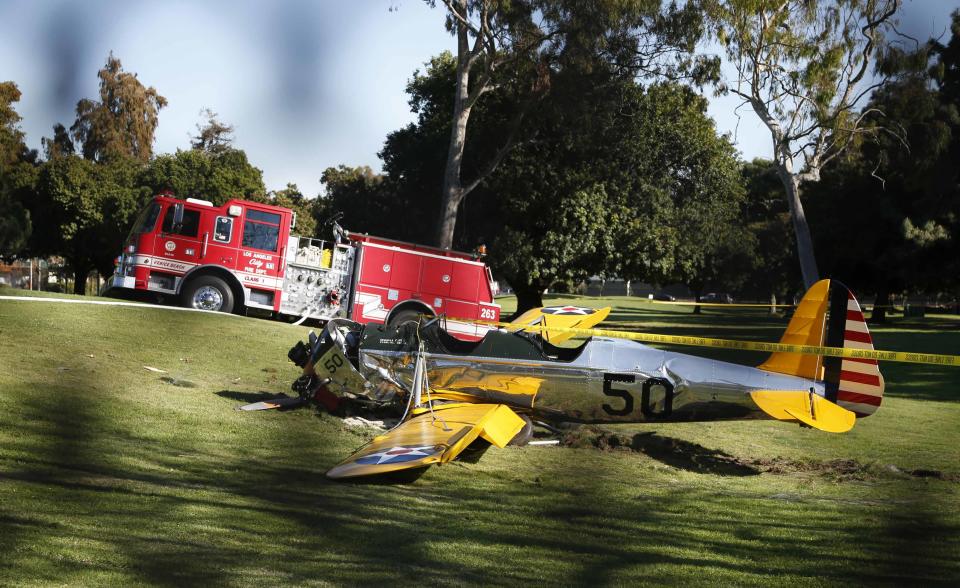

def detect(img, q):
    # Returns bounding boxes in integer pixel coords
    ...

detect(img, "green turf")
[0,294,958,585]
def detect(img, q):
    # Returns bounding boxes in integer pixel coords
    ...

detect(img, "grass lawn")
[0,292,958,585]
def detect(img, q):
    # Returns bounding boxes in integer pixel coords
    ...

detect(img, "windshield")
[126,202,161,241]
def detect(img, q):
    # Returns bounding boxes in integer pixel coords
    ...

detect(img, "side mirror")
[291,212,297,230]
[172,203,184,231]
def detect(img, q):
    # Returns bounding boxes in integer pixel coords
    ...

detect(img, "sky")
[1,0,957,196]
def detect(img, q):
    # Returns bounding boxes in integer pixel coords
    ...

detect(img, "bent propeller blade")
[237,396,307,411]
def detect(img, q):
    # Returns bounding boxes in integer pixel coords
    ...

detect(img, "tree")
[428,0,713,249]
[70,53,167,163]
[489,82,743,312]
[806,12,960,320]
[708,0,901,288]
[41,123,75,160]
[269,183,319,238]
[191,109,235,154]
[737,159,800,307]
[341,47,742,312]
[33,155,147,294]
[610,84,745,301]
[0,81,37,259]
[141,148,266,205]
[317,165,400,238]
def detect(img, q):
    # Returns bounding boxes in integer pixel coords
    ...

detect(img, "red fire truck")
[109,193,500,339]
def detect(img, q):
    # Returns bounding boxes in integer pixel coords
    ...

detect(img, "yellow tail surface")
[758,279,884,417]
[758,280,831,380]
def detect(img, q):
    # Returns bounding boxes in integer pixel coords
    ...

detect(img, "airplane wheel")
[182,275,234,313]
[508,414,534,446]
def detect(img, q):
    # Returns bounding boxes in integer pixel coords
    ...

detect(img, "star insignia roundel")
[541,306,596,315]
[354,445,439,465]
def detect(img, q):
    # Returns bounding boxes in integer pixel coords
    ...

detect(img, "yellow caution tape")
[449,317,960,367]
[625,299,918,310]
[645,299,795,308]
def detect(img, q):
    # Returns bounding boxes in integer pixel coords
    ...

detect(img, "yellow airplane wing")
[326,403,526,479]
[750,390,856,433]
[509,306,611,344]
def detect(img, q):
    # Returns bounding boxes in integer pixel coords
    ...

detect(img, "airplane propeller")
[236,376,334,412]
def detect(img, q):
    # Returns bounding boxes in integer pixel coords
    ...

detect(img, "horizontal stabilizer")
[509,306,611,344]
[327,403,525,479]
[751,390,856,433]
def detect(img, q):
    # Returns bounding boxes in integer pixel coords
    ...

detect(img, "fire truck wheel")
[182,275,234,313]
[387,309,431,329]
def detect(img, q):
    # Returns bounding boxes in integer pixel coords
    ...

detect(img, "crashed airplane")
[242,279,884,479]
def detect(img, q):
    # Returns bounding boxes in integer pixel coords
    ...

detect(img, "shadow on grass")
[0,378,240,585]
[4,382,959,584]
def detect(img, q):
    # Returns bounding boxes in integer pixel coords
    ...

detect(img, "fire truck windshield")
[127,202,161,240]
[161,206,201,237]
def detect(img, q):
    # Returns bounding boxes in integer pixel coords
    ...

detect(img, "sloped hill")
[0,296,957,585]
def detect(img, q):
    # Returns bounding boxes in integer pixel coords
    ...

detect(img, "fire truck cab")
[110,194,500,339]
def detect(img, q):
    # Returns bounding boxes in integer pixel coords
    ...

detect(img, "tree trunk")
[72,267,88,295]
[693,290,702,315]
[511,282,544,319]
[778,172,820,288]
[436,2,472,250]
[770,291,778,315]
[871,285,890,323]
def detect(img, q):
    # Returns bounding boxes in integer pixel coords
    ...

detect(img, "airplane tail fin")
[758,279,884,417]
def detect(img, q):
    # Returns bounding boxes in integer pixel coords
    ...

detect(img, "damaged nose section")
[294,319,373,407]
[291,373,337,412]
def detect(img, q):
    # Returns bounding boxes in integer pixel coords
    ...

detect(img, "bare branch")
[869,158,886,190]
[440,0,480,36]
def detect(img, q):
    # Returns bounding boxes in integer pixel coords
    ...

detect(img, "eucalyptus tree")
[806,11,960,319]
[70,53,167,163]
[191,109,235,155]
[427,0,712,249]
[0,81,35,259]
[707,0,901,287]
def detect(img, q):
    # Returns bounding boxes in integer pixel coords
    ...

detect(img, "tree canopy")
[707,0,901,287]
[140,148,266,206]
[32,155,147,293]
[330,51,744,312]
[69,54,168,163]
[806,10,960,318]
[428,0,718,249]
[0,81,36,259]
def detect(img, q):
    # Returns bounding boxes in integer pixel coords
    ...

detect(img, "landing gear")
[508,414,534,446]
[388,309,432,329]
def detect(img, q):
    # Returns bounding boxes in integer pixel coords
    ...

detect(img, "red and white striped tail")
[834,291,884,416]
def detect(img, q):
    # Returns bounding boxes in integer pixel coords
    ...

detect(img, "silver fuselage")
[357,337,823,424]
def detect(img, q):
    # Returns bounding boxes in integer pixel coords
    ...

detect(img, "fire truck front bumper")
[112,275,136,289]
